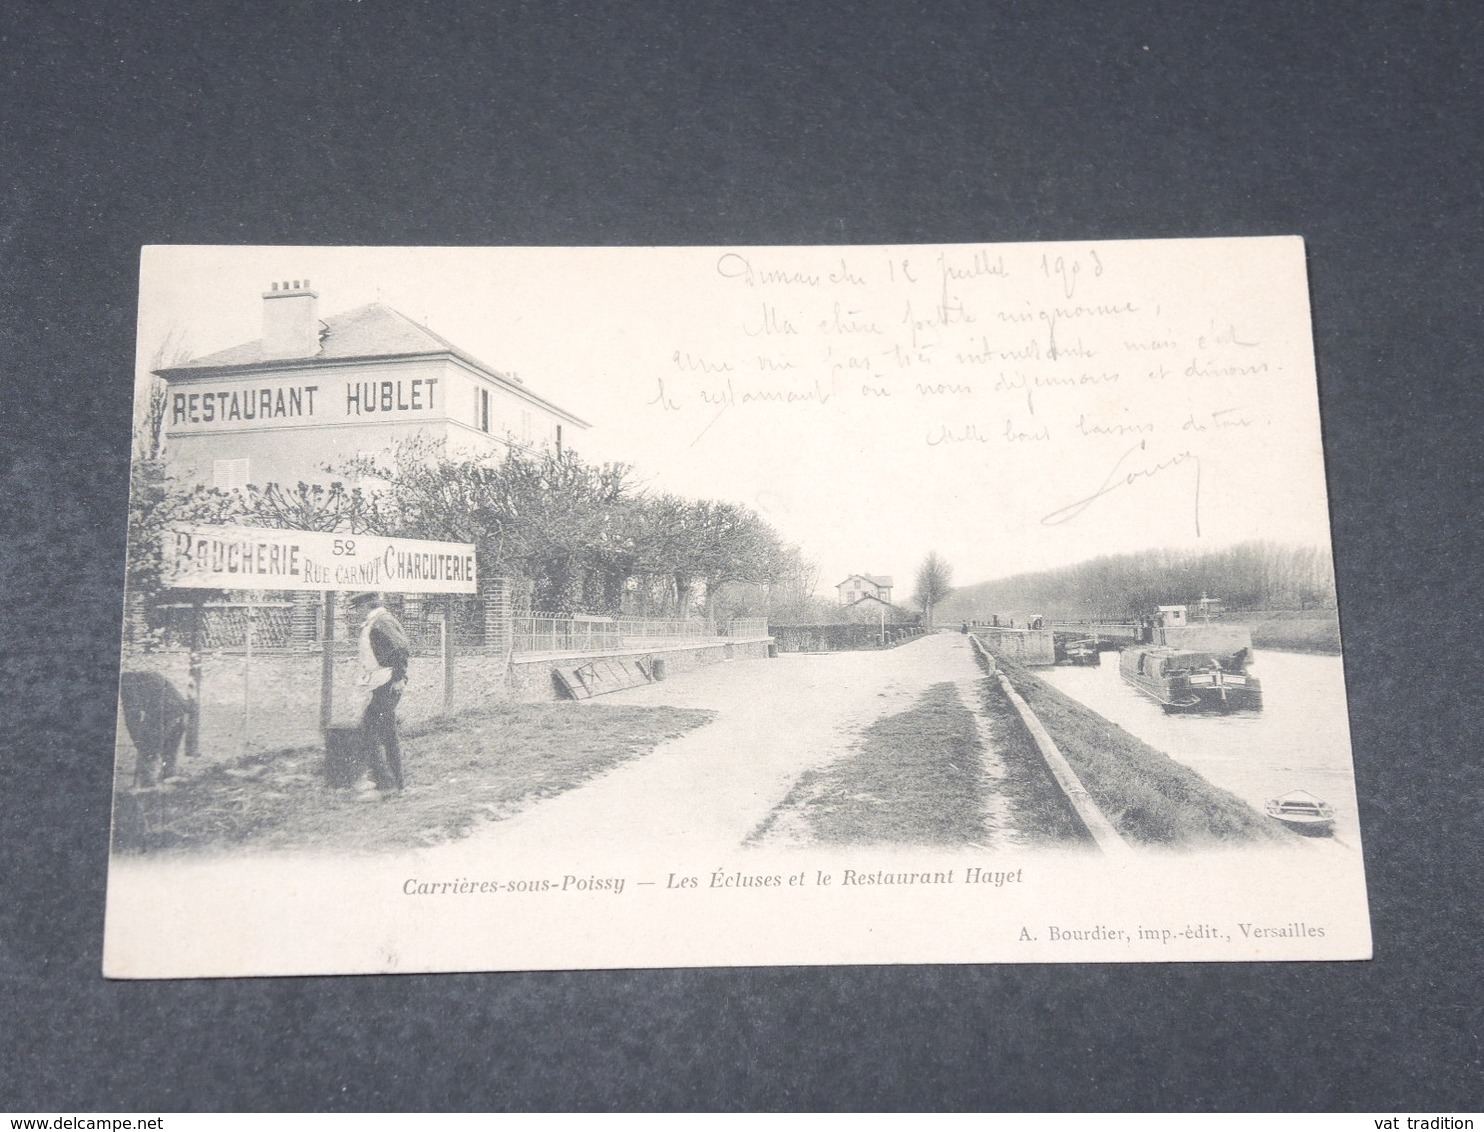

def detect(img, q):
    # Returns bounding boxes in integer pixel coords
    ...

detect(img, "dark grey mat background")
[3,0,1480,1111]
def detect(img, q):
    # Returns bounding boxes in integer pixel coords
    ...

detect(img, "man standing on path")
[349,591,411,792]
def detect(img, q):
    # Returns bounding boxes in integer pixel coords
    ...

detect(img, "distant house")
[836,574,894,606]
[154,279,590,490]
[834,575,915,624]
[838,591,916,625]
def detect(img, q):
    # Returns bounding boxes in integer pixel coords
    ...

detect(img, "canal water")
[1037,649,1363,845]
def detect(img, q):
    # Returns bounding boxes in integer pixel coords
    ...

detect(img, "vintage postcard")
[104,239,1370,977]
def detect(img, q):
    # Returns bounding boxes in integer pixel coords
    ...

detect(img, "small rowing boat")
[1265,790,1335,835]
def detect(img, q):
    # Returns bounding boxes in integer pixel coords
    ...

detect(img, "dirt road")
[459,632,995,853]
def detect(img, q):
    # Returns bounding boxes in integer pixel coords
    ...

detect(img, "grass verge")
[1244,611,1342,653]
[970,666,1093,848]
[112,701,716,855]
[985,653,1287,847]
[750,682,990,847]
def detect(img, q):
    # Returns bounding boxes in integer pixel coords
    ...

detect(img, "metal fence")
[720,618,769,638]
[512,614,624,654]
[151,595,503,656]
[615,616,714,642]
[508,613,771,654]
[1048,619,1140,634]
[156,601,301,650]
[118,602,779,774]
[152,603,773,659]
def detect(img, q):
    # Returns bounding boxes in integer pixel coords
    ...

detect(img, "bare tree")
[133,378,172,462]
[244,481,384,534]
[913,551,954,628]
[134,326,193,461]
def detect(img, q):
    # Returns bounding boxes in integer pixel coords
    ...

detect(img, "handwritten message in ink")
[630,238,1317,553]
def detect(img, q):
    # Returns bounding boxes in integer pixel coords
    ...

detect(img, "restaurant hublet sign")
[164,524,478,594]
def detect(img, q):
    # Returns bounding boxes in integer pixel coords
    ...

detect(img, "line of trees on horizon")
[940,541,1337,622]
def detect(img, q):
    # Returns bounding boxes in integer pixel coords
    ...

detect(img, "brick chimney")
[261,279,321,359]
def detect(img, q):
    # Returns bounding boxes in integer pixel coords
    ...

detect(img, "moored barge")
[1118,606,1262,713]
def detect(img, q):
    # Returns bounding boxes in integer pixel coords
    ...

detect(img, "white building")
[835,574,894,606]
[155,280,589,489]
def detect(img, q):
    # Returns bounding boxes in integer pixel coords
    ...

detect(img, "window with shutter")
[212,458,250,490]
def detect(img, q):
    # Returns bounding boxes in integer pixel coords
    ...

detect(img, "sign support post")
[440,608,454,714]
[186,598,204,760]
[241,594,255,758]
[319,592,336,734]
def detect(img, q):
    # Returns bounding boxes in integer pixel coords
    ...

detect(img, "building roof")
[156,301,590,427]
[836,574,894,589]
[843,593,898,608]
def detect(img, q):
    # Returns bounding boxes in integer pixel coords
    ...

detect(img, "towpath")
[457,631,1004,854]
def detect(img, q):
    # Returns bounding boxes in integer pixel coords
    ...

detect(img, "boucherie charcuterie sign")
[163,524,477,593]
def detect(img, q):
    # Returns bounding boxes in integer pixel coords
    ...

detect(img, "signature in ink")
[1041,439,1202,535]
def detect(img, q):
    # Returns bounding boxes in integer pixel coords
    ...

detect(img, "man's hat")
[346,591,382,607]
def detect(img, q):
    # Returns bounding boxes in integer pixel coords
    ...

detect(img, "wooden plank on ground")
[553,656,655,699]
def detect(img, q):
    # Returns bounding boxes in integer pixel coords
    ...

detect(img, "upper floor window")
[212,458,250,490]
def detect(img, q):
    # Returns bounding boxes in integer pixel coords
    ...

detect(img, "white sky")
[137,240,1336,598]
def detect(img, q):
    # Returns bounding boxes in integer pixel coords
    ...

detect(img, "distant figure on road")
[961,621,969,634]
[349,591,411,792]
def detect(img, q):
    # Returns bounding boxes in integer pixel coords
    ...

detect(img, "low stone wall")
[508,637,773,702]
[971,627,1056,666]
